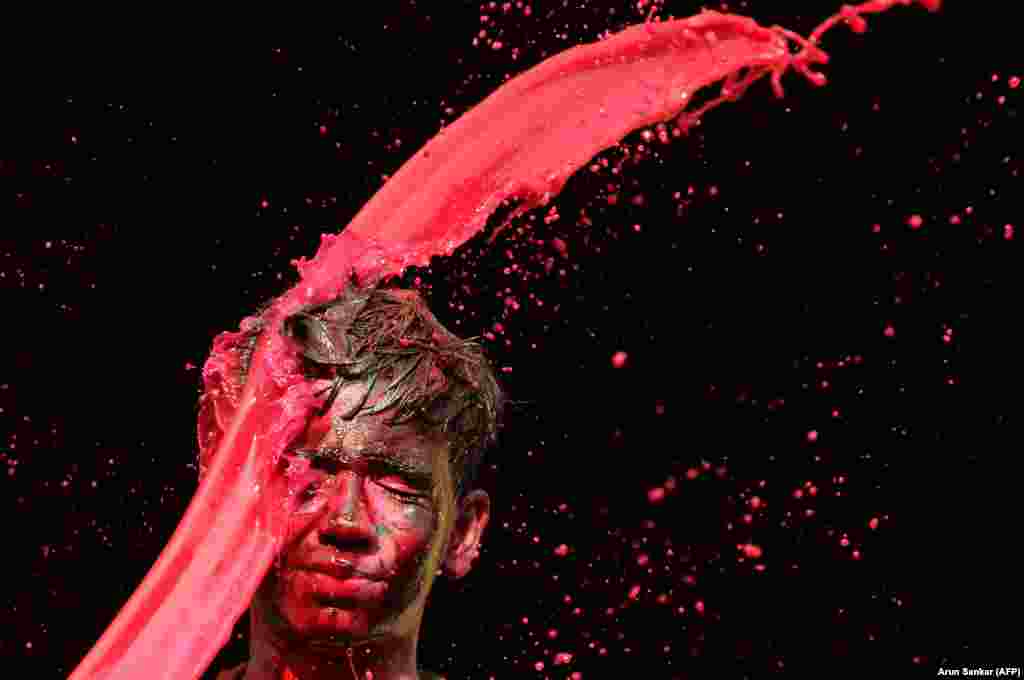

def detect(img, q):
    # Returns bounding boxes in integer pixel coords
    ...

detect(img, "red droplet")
[907,214,924,230]
[554,544,570,557]
[694,600,705,614]
[611,351,628,368]
[1009,76,1021,89]
[259,199,269,209]
[749,496,762,509]
[547,628,559,639]
[806,430,819,443]
[840,536,850,547]
[636,553,649,566]
[869,517,879,530]
[1004,224,1015,240]
[319,125,328,135]
[554,652,573,665]
[686,467,699,480]
[647,487,666,503]
[741,543,763,558]
[628,585,641,600]
[884,324,896,338]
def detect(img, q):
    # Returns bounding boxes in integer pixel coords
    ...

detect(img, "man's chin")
[277,600,378,640]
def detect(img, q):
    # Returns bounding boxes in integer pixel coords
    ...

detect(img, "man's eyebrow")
[293,447,435,481]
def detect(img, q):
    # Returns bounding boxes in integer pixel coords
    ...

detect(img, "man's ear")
[443,489,490,579]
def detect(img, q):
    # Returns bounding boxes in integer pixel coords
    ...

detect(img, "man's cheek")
[390,503,434,534]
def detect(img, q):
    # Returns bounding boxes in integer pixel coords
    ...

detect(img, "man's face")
[254,379,459,645]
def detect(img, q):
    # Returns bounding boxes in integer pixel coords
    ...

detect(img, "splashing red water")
[69,2,941,678]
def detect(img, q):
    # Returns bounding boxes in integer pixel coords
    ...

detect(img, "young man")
[200,284,506,680]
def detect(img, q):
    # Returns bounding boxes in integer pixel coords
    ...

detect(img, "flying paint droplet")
[611,351,629,368]
[647,487,666,503]
[741,543,763,558]
[907,214,924,230]
[554,544,570,557]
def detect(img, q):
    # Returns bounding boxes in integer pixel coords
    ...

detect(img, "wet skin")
[245,379,489,678]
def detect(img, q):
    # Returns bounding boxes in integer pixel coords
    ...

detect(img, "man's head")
[197,281,505,654]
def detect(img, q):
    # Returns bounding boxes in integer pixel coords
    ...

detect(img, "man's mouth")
[285,554,391,605]
[296,554,382,582]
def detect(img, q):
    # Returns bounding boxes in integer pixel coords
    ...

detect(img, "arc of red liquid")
[69,2,939,678]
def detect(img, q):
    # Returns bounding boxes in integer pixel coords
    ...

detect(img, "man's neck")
[243,614,424,680]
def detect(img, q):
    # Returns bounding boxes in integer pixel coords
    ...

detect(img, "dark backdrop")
[2,2,1019,678]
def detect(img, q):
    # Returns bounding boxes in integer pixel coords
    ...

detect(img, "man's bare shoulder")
[214,663,246,680]
[213,664,450,679]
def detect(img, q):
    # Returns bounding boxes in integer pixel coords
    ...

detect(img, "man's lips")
[293,553,383,582]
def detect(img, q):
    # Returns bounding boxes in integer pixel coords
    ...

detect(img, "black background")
[2,1,1019,678]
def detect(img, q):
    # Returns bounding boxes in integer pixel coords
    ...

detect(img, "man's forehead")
[312,382,448,466]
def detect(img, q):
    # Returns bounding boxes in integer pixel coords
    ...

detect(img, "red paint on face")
[256,381,452,642]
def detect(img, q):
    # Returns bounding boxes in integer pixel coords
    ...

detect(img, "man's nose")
[319,472,375,550]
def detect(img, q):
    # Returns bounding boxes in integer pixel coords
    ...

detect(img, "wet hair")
[208,279,507,499]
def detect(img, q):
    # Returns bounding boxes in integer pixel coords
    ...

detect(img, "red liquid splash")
[69,2,941,678]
